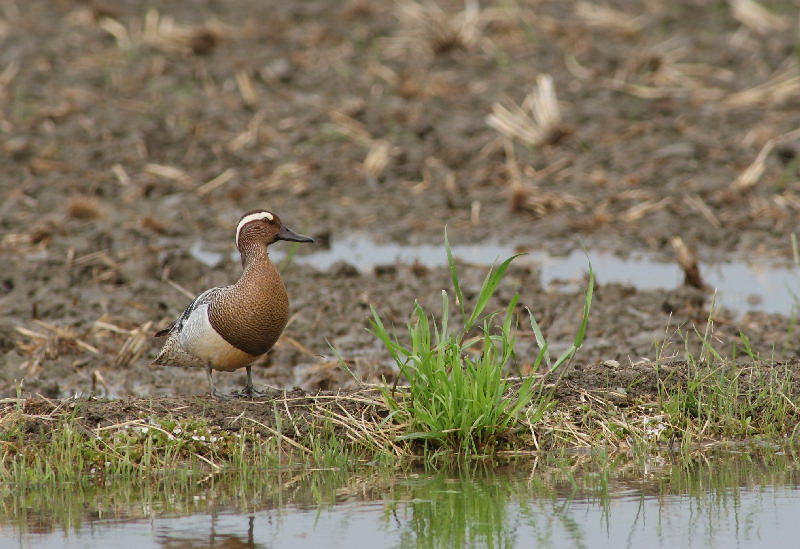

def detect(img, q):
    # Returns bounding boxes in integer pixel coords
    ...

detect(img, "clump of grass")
[370,230,593,454]
[652,303,800,449]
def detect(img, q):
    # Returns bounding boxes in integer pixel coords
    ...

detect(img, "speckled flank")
[179,303,259,371]
[152,332,207,369]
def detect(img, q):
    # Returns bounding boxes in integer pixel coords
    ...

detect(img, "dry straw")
[385,0,488,65]
[99,8,227,55]
[487,74,563,148]
[729,0,788,35]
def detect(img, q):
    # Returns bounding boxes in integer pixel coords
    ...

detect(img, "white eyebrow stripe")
[235,211,273,248]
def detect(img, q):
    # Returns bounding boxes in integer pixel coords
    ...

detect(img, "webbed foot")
[235,384,270,399]
[206,366,234,401]
[211,389,235,401]
[235,366,271,399]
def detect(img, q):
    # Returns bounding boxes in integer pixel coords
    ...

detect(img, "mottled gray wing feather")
[154,287,221,337]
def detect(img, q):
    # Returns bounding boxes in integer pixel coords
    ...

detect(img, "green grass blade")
[553,344,577,370]
[466,254,523,329]
[502,294,519,341]
[396,431,445,441]
[368,305,407,364]
[532,342,549,370]
[444,227,466,324]
[440,290,449,341]
[327,339,362,384]
[527,307,551,369]
[574,261,594,348]
[694,326,723,363]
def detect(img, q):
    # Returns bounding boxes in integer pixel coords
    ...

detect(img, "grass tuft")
[370,230,593,455]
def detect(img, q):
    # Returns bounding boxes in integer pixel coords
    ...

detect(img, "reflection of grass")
[370,230,592,455]
[391,466,518,549]
[3,438,800,546]
[1,467,365,539]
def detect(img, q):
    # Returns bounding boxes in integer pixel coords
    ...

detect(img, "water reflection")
[156,514,257,548]
[4,450,800,548]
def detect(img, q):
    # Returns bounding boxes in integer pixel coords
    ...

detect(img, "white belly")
[179,304,259,371]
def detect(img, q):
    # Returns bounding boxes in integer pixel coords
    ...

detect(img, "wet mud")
[2,0,799,405]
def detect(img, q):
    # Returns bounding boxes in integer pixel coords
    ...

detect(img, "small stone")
[374,264,397,276]
[331,261,359,277]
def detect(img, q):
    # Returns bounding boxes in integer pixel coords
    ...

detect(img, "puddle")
[189,239,224,268]
[186,235,800,315]
[5,451,800,549]
[263,235,798,316]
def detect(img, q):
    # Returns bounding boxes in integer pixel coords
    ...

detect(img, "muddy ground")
[2,0,800,403]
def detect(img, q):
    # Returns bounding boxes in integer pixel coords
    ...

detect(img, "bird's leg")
[207,366,232,401]
[238,365,268,399]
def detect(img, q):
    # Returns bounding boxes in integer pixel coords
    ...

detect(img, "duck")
[153,209,314,399]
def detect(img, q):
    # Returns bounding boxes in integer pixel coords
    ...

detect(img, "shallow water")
[5,451,800,549]
[192,235,800,316]
[292,236,799,316]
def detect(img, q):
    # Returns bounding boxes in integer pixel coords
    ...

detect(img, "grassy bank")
[3,237,800,482]
[3,356,799,484]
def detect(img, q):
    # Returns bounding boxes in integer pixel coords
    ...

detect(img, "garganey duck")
[153,209,313,399]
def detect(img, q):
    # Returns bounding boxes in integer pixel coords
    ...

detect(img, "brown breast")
[207,260,290,356]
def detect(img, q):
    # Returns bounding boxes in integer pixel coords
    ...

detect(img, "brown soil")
[2,1,799,406]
